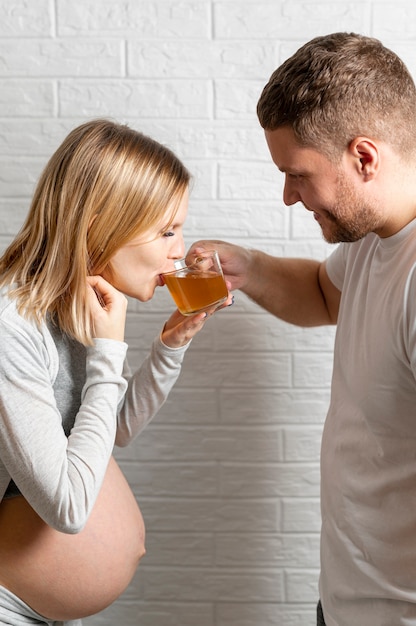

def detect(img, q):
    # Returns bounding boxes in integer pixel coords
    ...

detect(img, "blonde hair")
[0,119,190,344]
[257,32,416,158]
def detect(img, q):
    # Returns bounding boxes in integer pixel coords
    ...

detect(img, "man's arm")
[188,240,341,328]
[241,250,340,327]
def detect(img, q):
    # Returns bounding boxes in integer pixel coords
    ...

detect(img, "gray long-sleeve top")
[0,289,189,533]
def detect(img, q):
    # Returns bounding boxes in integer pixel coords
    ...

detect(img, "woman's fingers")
[87,276,128,341]
[161,292,234,348]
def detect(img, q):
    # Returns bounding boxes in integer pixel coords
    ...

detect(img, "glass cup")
[162,249,228,316]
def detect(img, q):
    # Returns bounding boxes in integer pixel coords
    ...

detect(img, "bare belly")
[0,456,145,621]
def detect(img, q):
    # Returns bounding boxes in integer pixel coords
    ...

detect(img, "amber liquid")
[164,271,228,315]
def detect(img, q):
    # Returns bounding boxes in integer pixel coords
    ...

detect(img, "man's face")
[265,126,385,243]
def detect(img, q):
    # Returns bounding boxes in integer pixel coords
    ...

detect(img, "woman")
[0,119,230,625]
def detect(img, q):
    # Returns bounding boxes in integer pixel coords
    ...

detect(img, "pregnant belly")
[0,456,145,621]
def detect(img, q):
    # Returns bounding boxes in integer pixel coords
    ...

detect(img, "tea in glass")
[162,250,227,316]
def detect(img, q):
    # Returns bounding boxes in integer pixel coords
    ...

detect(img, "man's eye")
[163,231,175,238]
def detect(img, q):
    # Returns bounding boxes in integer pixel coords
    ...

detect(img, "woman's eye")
[163,231,175,238]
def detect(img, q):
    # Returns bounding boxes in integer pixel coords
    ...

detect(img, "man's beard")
[319,174,383,244]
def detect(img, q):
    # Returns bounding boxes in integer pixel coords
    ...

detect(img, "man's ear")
[348,137,380,180]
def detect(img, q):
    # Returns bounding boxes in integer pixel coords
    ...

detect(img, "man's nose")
[283,176,301,206]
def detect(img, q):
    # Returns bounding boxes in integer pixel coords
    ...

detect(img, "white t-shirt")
[321,219,416,625]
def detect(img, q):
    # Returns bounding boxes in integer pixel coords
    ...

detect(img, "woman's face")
[101,188,188,301]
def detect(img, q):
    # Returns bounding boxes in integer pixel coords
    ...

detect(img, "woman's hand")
[87,275,128,342]
[161,289,234,348]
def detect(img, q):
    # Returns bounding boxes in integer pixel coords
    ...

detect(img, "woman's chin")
[126,287,156,302]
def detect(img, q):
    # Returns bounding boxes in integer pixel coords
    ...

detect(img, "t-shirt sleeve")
[325,243,350,292]
[403,264,416,380]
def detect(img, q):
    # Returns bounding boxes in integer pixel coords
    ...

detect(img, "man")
[191,32,416,625]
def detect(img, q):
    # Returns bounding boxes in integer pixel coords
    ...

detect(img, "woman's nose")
[170,236,185,260]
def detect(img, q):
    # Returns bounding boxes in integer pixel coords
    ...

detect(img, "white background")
[0,1,414,625]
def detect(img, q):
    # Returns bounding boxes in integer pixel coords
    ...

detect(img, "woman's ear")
[348,136,380,180]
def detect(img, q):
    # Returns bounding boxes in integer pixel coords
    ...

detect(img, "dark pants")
[317,600,326,626]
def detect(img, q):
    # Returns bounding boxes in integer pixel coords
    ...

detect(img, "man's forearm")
[242,250,335,327]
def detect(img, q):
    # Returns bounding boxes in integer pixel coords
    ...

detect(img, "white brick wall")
[0,1,415,625]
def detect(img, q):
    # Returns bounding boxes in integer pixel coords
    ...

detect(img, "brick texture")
[0,1,414,625]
